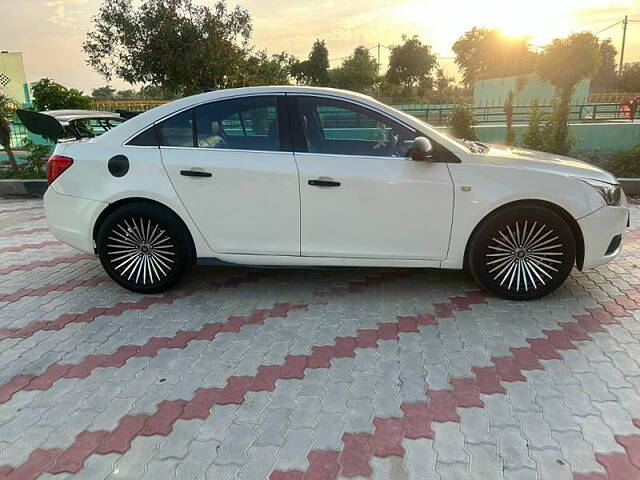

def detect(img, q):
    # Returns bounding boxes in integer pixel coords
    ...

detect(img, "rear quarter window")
[127,126,159,146]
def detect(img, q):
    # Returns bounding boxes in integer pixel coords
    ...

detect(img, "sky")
[2,0,640,92]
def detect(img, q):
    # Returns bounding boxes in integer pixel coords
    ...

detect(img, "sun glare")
[400,0,625,54]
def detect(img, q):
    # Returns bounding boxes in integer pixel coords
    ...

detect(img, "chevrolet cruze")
[43,86,629,300]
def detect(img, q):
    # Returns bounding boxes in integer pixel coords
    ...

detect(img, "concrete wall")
[473,74,591,106]
[0,52,29,105]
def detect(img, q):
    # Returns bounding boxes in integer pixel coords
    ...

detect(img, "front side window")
[195,96,280,151]
[296,96,415,157]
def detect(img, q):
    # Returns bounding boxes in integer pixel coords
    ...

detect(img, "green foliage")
[543,100,576,155]
[521,100,545,150]
[537,32,601,95]
[84,0,252,95]
[585,146,640,179]
[520,100,575,154]
[116,89,137,99]
[619,63,640,93]
[504,90,515,146]
[386,35,437,89]
[139,85,177,99]
[591,39,618,93]
[242,51,297,86]
[21,140,50,176]
[291,39,330,86]
[0,94,18,173]
[0,94,17,119]
[434,68,452,92]
[0,139,50,179]
[91,86,116,99]
[452,28,536,88]
[330,46,378,92]
[536,32,601,155]
[31,79,92,111]
[449,104,477,141]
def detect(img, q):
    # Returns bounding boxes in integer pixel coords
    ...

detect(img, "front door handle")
[180,169,212,178]
[308,179,341,187]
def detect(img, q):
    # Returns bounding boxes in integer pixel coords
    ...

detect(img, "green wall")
[468,122,640,155]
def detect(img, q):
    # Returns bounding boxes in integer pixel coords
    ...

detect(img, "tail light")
[47,155,74,184]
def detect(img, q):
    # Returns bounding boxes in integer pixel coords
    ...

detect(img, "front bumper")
[43,187,107,254]
[578,205,629,270]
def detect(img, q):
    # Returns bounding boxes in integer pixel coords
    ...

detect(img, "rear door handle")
[308,179,341,187]
[180,169,212,178]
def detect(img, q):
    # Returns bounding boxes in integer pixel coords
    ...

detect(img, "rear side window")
[158,109,194,147]
[194,96,280,151]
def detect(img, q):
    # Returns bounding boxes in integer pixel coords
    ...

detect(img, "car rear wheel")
[96,203,194,293]
[467,204,576,300]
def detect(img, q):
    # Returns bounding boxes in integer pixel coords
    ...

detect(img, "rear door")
[159,95,301,256]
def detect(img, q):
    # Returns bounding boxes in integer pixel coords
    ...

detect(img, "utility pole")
[619,15,628,75]
[377,43,381,77]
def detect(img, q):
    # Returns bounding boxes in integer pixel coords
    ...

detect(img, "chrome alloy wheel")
[486,221,564,292]
[106,217,175,285]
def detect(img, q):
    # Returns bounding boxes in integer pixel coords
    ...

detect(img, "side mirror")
[408,136,435,161]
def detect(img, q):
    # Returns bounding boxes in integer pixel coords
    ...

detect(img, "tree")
[522,100,545,150]
[139,85,175,99]
[386,35,437,89]
[619,62,640,92]
[91,86,116,99]
[31,78,92,111]
[591,39,618,92]
[452,28,536,88]
[241,51,297,86]
[83,0,252,96]
[434,68,453,92]
[537,32,601,155]
[330,46,378,92]
[0,95,18,173]
[291,39,330,86]
[116,90,137,99]
[449,104,477,140]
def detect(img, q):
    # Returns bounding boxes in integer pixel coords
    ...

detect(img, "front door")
[291,95,454,260]
[159,95,300,255]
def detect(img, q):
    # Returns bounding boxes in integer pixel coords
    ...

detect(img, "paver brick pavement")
[1,199,640,479]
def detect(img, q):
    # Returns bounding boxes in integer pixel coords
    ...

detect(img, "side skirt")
[197,255,443,269]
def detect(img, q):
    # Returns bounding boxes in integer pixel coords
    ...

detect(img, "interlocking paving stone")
[2,199,640,479]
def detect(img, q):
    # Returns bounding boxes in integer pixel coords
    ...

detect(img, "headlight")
[577,178,621,206]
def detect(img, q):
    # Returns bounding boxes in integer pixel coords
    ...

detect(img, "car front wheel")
[96,203,194,293]
[467,204,576,300]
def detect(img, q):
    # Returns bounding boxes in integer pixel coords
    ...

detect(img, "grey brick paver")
[432,422,469,464]
[1,199,640,479]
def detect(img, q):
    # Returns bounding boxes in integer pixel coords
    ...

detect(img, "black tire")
[467,204,576,300]
[96,202,194,293]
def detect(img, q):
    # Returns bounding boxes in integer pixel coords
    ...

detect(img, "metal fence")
[397,102,628,126]
[91,99,168,112]
[8,119,28,150]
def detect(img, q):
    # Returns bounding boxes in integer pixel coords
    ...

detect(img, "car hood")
[484,144,618,184]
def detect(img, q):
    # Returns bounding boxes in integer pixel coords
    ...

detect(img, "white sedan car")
[44,86,628,300]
